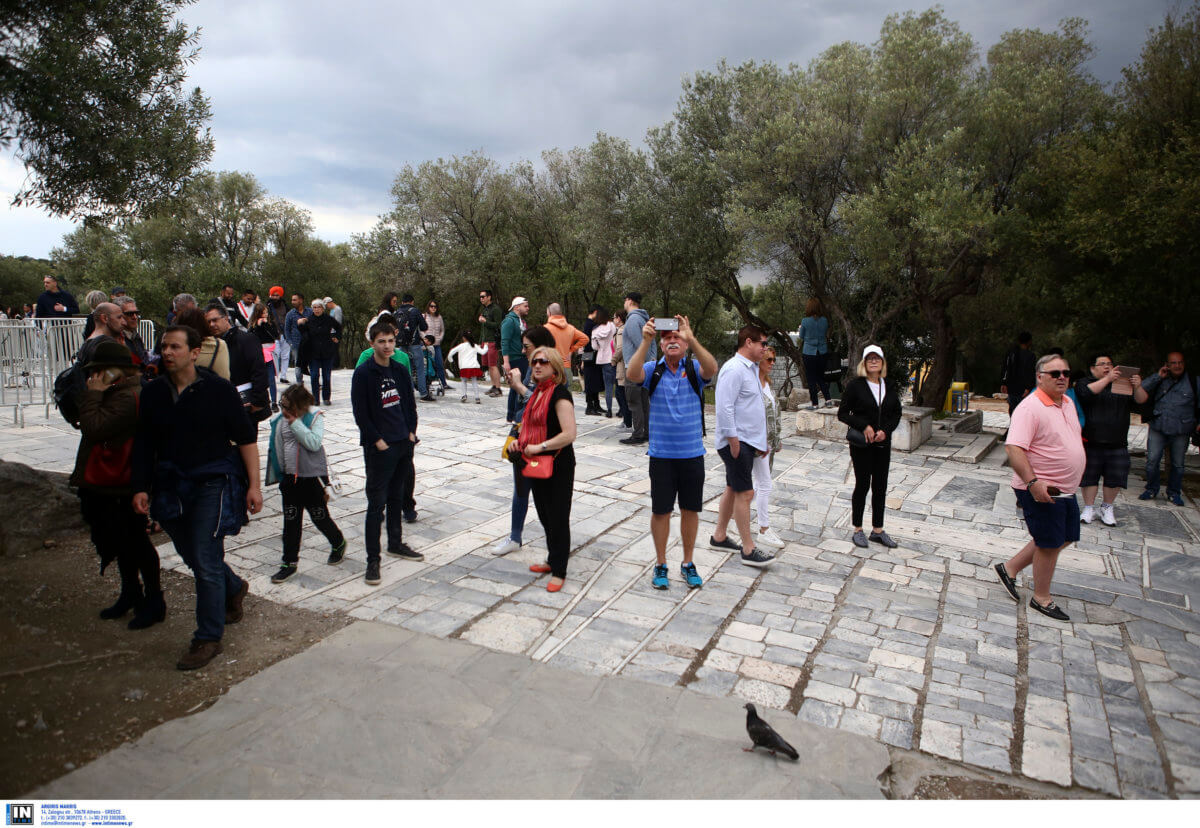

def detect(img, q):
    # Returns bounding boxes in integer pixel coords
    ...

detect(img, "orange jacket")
[545,316,589,360]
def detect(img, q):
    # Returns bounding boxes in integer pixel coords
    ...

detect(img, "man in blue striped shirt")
[627,315,718,591]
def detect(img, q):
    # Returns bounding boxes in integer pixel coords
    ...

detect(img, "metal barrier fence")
[0,318,156,427]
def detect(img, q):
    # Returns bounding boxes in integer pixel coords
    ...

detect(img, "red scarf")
[517,380,556,451]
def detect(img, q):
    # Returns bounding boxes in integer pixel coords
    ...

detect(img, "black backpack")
[647,356,706,436]
[53,364,86,428]
[395,306,421,346]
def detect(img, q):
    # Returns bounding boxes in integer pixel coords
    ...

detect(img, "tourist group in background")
[43,275,1199,669]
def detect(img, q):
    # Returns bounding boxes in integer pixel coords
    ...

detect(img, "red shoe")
[529,563,552,574]
[547,578,564,593]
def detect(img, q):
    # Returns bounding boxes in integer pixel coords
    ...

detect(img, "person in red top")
[994,354,1086,621]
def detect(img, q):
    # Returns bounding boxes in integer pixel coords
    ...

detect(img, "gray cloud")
[1,0,1175,258]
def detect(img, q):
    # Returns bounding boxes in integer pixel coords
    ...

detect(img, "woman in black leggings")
[838,345,902,549]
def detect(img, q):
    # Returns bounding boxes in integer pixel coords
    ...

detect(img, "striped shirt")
[643,358,709,459]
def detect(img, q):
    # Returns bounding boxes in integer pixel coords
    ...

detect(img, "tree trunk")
[915,301,958,410]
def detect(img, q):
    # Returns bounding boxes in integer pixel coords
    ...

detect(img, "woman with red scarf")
[512,346,577,591]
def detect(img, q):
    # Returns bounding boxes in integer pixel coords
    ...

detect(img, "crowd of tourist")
[33,276,1197,668]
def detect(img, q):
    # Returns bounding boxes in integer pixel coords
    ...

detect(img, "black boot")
[99,586,142,620]
[127,590,166,630]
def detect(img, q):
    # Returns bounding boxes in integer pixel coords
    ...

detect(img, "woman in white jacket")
[590,309,617,418]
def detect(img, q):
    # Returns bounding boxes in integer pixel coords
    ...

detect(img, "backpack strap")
[647,356,706,436]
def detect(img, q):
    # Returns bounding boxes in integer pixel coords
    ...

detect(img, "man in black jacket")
[1000,331,1036,417]
[352,322,423,586]
[132,325,261,670]
[395,294,432,401]
[205,304,269,425]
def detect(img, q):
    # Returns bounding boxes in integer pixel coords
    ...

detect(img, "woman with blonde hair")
[838,345,902,548]
[799,297,834,409]
[509,346,577,592]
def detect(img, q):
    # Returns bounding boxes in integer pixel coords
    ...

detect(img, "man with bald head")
[76,302,125,365]
[544,302,588,363]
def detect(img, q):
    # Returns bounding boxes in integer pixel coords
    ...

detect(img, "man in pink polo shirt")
[994,353,1085,621]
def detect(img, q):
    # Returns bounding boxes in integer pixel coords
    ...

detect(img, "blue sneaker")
[1138,489,1157,501]
[1169,494,1185,507]
[652,564,669,590]
[681,562,703,589]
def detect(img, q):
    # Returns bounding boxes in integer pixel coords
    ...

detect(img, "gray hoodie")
[622,307,656,365]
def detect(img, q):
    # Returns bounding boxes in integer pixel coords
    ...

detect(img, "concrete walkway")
[5,370,1200,798]
[29,621,889,798]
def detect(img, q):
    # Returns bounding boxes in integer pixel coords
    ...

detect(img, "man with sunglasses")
[994,354,1085,621]
[477,289,504,396]
[712,325,776,569]
[1139,351,1198,507]
[114,295,155,374]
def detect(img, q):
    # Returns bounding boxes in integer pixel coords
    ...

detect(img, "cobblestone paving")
[5,373,1200,798]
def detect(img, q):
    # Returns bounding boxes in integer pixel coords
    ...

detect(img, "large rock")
[795,405,934,452]
[0,460,85,556]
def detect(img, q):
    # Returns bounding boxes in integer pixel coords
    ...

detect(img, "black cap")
[83,340,134,372]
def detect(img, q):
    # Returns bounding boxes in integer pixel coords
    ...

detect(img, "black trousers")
[530,459,575,578]
[849,444,891,529]
[280,476,344,564]
[79,489,162,596]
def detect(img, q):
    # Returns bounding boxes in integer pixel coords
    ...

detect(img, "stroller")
[423,337,445,396]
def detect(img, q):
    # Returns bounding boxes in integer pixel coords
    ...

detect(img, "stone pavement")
[30,621,890,798]
[5,371,1200,798]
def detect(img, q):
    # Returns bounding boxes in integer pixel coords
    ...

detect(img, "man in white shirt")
[711,325,775,567]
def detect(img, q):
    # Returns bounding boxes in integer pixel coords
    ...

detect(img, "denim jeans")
[1144,429,1190,498]
[601,363,616,413]
[430,345,447,388]
[404,344,427,395]
[266,359,277,404]
[309,357,333,402]
[509,461,532,543]
[160,478,244,642]
[506,355,528,422]
[363,441,413,562]
[275,337,291,378]
[615,383,630,425]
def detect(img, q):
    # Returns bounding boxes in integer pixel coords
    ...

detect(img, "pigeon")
[743,703,799,760]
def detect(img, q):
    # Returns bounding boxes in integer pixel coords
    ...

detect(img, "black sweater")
[838,377,902,444]
[351,358,418,446]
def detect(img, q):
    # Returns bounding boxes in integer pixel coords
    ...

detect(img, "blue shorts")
[1014,487,1080,549]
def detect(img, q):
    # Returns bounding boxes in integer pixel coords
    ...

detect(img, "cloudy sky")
[0,0,1173,259]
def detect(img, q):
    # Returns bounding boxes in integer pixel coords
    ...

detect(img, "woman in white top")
[590,308,617,418]
[754,346,785,549]
[446,330,487,403]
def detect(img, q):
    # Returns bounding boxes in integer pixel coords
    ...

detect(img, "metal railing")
[0,318,156,427]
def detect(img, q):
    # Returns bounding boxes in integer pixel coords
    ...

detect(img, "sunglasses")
[764,357,776,363]
[1039,369,1070,379]
[123,310,140,317]
[530,358,551,367]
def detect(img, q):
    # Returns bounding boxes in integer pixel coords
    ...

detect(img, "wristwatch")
[1026,477,1039,487]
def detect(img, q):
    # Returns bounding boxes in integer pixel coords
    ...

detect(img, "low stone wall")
[794,405,934,452]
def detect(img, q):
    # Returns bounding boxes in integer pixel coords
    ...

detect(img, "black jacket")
[221,326,269,411]
[838,377,902,445]
[306,313,342,360]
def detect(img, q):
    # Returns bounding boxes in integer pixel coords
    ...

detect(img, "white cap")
[310,299,323,308]
[322,297,333,304]
[509,296,527,310]
[862,345,884,361]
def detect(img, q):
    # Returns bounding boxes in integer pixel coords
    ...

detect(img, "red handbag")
[83,437,134,487]
[520,450,558,479]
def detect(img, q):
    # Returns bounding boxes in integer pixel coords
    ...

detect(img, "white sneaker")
[824,399,836,408]
[757,528,785,548]
[1080,505,1094,524]
[1099,503,1117,526]
[492,538,520,556]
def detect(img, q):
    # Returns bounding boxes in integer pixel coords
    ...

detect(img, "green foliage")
[0,254,53,310]
[0,0,213,219]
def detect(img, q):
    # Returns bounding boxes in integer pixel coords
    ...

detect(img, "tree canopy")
[0,0,213,220]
